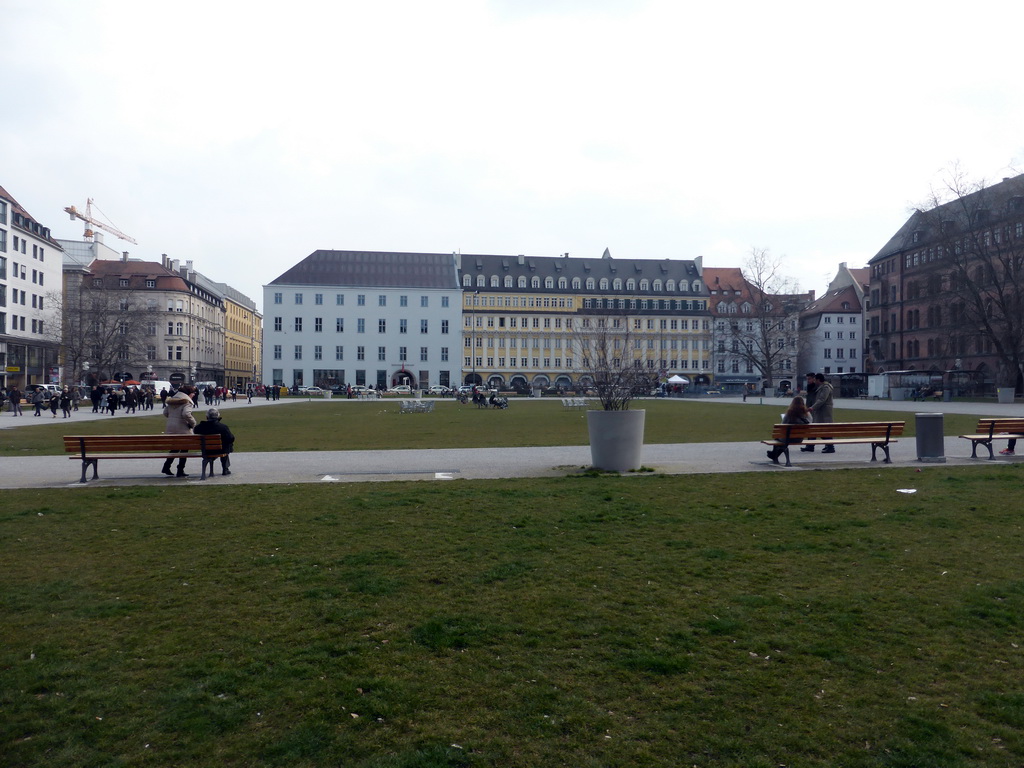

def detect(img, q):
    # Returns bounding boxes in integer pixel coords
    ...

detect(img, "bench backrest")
[771,421,905,440]
[974,418,1024,436]
[63,434,223,454]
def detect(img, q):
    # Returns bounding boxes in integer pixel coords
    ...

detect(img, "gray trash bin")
[915,412,946,463]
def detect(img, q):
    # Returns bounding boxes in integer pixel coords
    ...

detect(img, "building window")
[357,346,365,360]
[315,293,323,305]
[274,292,282,304]
[357,294,366,306]
[314,317,323,332]
[335,345,344,360]
[421,319,428,334]
[294,345,302,360]
[441,347,449,361]
[145,279,156,288]
[295,293,303,305]
[400,319,408,334]
[294,318,303,332]
[420,346,428,362]
[314,345,322,360]
[379,319,387,333]
[336,318,344,333]
[378,346,387,361]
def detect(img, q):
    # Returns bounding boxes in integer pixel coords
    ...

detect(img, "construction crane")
[64,198,138,245]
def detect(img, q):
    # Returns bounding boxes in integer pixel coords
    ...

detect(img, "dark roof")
[88,259,190,292]
[871,173,1024,263]
[461,251,704,292]
[0,183,63,248]
[803,283,862,315]
[268,250,460,289]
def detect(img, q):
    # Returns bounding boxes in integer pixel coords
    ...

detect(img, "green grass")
[0,399,983,456]
[3,467,1024,766]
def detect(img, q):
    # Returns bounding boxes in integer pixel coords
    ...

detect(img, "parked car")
[349,385,377,397]
[386,385,413,395]
[427,385,451,395]
[302,386,325,396]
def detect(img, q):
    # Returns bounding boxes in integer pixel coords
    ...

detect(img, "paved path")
[2,395,1021,490]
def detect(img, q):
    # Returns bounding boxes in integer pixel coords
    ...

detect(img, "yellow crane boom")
[65,198,138,245]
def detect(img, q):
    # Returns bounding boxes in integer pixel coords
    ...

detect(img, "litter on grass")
[896,488,917,494]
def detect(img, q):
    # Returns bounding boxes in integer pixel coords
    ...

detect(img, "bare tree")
[915,169,1024,388]
[719,248,806,388]
[571,312,655,410]
[51,283,161,385]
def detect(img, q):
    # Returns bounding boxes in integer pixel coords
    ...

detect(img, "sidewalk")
[2,395,1021,490]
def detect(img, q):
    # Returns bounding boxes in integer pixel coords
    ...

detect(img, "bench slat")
[63,434,225,482]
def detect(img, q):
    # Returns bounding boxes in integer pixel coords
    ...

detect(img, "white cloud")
[3,0,1024,307]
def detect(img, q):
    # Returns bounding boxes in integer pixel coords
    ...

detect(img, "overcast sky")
[3,0,1022,312]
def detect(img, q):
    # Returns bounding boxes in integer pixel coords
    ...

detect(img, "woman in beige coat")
[161,385,197,477]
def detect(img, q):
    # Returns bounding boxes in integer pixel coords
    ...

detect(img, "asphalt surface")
[2,394,1022,490]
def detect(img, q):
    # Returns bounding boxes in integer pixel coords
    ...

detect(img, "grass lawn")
[0,399,982,456]
[3,467,1024,766]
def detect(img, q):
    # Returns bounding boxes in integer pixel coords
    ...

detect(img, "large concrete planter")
[997,387,1015,404]
[587,409,646,472]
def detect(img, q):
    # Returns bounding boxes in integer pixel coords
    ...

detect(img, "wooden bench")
[63,434,225,483]
[958,418,1024,459]
[762,421,905,467]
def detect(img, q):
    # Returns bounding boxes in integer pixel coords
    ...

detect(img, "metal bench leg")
[870,444,879,462]
[783,446,792,467]
[80,459,90,483]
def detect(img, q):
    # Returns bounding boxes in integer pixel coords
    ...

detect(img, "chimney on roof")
[122,251,129,262]
[161,253,168,268]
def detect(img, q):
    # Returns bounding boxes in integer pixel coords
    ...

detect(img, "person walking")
[48,391,59,418]
[809,373,836,453]
[60,388,74,418]
[161,385,197,478]
[8,386,23,416]
[30,387,46,416]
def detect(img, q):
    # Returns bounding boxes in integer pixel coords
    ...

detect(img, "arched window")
[544,276,554,288]
[531,276,540,288]
[613,278,622,290]
[741,302,752,314]
[463,274,472,287]
[599,278,609,290]
[518,276,527,288]
[571,277,581,289]
[666,279,675,291]
[717,301,727,313]
[652,280,662,292]
[558,277,567,289]
[504,275,513,288]
[639,279,649,291]
[626,279,636,290]
[692,281,701,292]
[679,280,689,292]
[490,275,499,287]
[476,275,486,287]
[586,278,595,289]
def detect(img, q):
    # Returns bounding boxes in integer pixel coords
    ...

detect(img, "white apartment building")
[0,183,64,389]
[263,250,462,390]
[798,262,869,382]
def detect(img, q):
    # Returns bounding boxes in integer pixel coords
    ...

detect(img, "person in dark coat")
[193,407,236,475]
